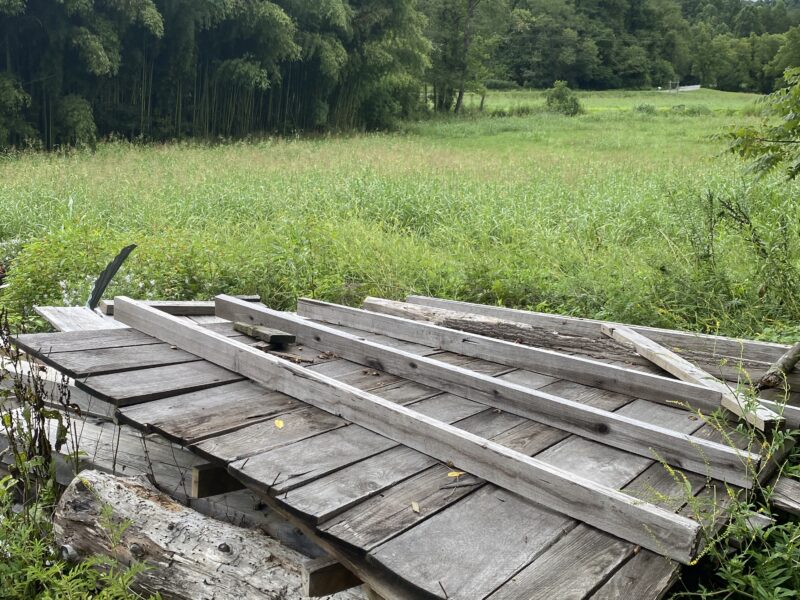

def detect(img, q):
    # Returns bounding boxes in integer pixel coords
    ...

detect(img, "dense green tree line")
[0,0,428,146]
[2,0,800,146]
[426,0,800,111]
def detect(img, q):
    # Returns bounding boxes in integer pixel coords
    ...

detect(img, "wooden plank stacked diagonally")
[12,296,768,599]
[114,296,707,564]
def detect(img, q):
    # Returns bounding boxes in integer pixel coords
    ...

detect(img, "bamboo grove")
[2,0,800,148]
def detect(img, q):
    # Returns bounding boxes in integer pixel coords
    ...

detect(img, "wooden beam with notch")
[114,296,705,564]
[216,295,759,489]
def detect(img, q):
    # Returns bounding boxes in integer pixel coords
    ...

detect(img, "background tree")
[728,66,800,179]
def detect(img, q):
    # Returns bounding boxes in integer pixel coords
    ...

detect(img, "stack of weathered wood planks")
[12,294,800,600]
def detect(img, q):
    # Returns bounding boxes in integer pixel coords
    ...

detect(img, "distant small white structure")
[664,82,701,93]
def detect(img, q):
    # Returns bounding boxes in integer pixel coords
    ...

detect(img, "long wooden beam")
[602,324,782,433]
[310,297,722,414]
[114,296,704,564]
[403,296,800,431]
[216,296,758,489]
[406,296,790,365]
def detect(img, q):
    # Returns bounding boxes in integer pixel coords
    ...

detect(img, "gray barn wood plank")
[231,392,496,496]
[13,321,245,357]
[192,405,347,464]
[284,407,525,523]
[536,379,635,411]
[35,306,128,332]
[288,370,566,529]
[15,328,152,354]
[216,296,756,488]
[602,323,781,431]
[486,525,634,600]
[320,464,484,552]
[589,550,680,600]
[771,477,800,517]
[369,398,707,600]
[115,297,708,563]
[318,380,638,553]
[301,298,725,414]
[193,355,438,463]
[78,361,244,407]
[404,296,800,390]
[406,296,791,366]
[45,344,199,378]
[117,381,301,444]
[370,485,577,600]
[348,385,719,599]
[100,300,216,316]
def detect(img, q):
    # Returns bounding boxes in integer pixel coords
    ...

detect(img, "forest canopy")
[2,0,800,147]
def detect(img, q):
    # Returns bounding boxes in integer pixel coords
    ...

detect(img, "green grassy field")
[464,87,762,112]
[1,89,798,343]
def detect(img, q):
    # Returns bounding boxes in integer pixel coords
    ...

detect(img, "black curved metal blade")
[86,244,137,310]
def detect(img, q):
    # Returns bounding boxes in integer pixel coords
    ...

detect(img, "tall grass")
[1,90,798,342]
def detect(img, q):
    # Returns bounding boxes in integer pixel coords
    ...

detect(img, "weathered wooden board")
[44,344,200,378]
[232,393,497,498]
[15,328,153,354]
[487,525,634,600]
[405,295,791,366]
[15,295,771,598]
[283,406,524,523]
[194,405,348,464]
[78,361,244,407]
[589,550,680,600]
[100,299,216,316]
[217,296,757,488]
[301,298,724,414]
[117,381,301,444]
[35,306,128,332]
[404,296,800,395]
[371,485,577,599]
[602,323,781,431]
[771,477,800,517]
[115,297,706,564]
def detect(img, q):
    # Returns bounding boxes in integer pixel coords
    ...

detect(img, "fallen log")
[53,469,335,600]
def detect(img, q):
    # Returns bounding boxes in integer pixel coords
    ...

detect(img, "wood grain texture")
[14,328,153,354]
[486,525,634,600]
[284,406,524,524]
[218,296,758,488]
[54,470,317,600]
[115,296,705,564]
[772,477,800,517]
[45,344,199,378]
[100,299,216,316]
[78,360,244,407]
[602,323,781,432]
[406,295,791,365]
[371,486,577,600]
[35,306,128,332]
[589,550,680,600]
[117,380,301,444]
[303,298,723,413]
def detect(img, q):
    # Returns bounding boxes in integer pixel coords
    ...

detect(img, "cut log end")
[53,470,313,600]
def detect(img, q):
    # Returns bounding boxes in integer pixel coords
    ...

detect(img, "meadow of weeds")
[1,88,798,343]
[1,89,800,599]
